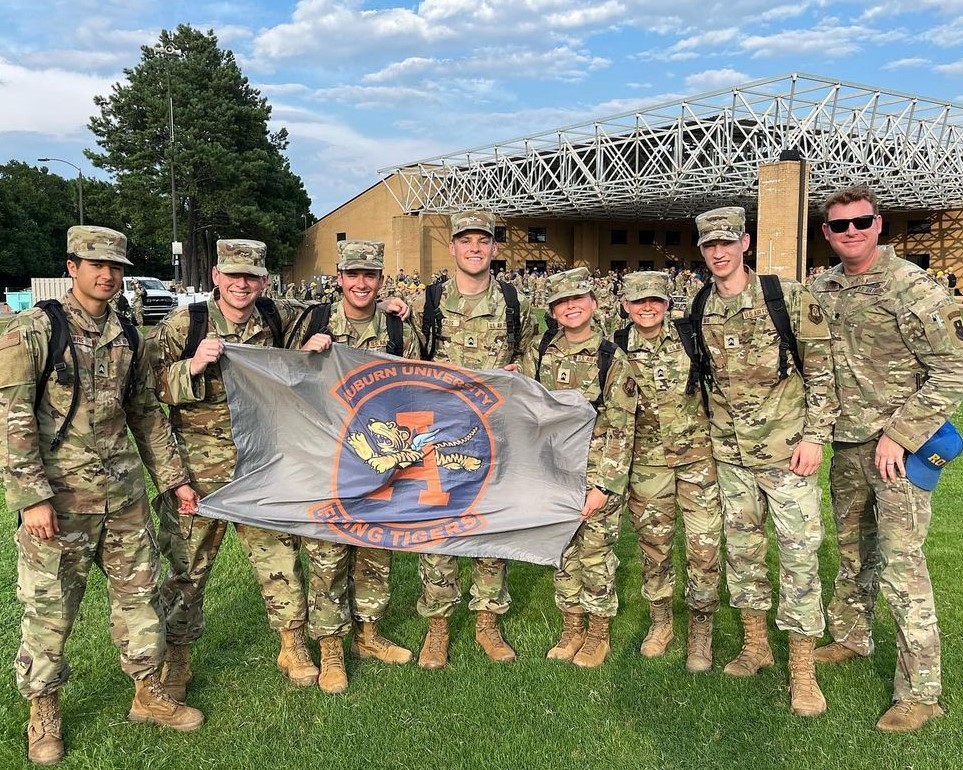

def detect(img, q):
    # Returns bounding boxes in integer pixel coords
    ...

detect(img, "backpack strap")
[675,282,712,413]
[116,314,140,405]
[385,313,404,357]
[612,326,630,353]
[594,339,617,408]
[34,300,79,451]
[534,323,558,386]
[181,302,209,361]
[285,303,332,349]
[759,274,802,379]
[497,280,522,356]
[421,282,445,360]
[254,297,283,348]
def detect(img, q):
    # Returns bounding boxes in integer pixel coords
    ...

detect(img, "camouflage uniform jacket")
[811,245,963,450]
[0,290,187,513]
[521,329,637,495]
[326,300,422,358]
[411,278,535,368]
[619,323,712,468]
[147,295,307,483]
[699,269,838,467]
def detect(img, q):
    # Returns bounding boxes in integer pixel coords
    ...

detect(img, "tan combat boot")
[723,609,774,677]
[813,641,865,664]
[277,626,320,686]
[573,614,611,668]
[788,632,827,717]
[418,618,450,670]
[27,693,64,766]
[128,673,204,731]
[546,612,586,661]
[475,611,517,662]
[351,621,413,665]
[160,643,192,702]
[877,701,944,732]
[640,599,674,658]
[317,636,348,694]
[686,612,714,673]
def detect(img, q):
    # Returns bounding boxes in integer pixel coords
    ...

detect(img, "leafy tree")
[87,24,312,289]
[0,162,75,288]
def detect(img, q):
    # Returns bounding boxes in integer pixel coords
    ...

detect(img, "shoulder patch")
[808,302,824,325]
[0,330,21,350]
[939,304,963,349]
[623,376,637,398]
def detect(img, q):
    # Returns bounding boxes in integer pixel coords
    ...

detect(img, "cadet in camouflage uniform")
[695,207,838,717]
[409,211,535,669]
[302,240,422,694]
[1,226,204,765]
[132,279,146,325]
[148,239,332,701]
[618,271,722,673]
[520,267,636,667]
[811,185,963,732]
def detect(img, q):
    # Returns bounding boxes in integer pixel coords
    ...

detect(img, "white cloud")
[741,25,903,58]
[925,17,963,46]
[684,68,753,91]
[0,57,111,135]
[934,59,963,75]
[882,57,930,69]
[758,3,810,21]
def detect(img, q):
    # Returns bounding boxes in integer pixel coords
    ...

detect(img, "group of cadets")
[3,183,963,765]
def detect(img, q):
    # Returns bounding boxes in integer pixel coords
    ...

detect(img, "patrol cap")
[216,239,268,276]
[696,206,746,246]
[622,271,670,302]
[547,266,594,305]
[67,225,133,266]
[337,240,385,271]
[451,210,495,239]
[905,421,963,491]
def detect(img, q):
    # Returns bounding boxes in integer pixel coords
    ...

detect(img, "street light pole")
[154,43,184,284]
[37,157,84,224]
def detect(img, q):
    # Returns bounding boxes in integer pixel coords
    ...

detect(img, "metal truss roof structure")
[379,73,963,221]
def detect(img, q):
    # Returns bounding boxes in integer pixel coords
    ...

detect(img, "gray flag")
[199,343,595,566]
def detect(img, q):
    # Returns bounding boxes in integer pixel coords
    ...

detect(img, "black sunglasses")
[826,214,877,233]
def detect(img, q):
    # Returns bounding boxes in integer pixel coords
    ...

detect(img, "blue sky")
[3,0,963,218]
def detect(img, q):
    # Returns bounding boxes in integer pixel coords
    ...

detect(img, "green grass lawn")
[1,430,961,769]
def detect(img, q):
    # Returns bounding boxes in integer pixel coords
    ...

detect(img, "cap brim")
[451,227,494,238]
[697,230,742,247]
[623,291,669,302]
[905,454,941,491]
[338,261,384,271]
[217,264,268,277]
[548,289,593,306]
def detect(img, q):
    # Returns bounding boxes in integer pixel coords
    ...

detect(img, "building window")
[639,230,655,245]
[665,230,681,246]
[907,253,930,269]
[336,232,346,241]
[527,227,547,244]
[494,225,508,243]
[610,260,627,273]
[908,219,932,235]
[691,231,700,247]
[639,260,654,270]
[880,221,891,237]
[611,229,627,245]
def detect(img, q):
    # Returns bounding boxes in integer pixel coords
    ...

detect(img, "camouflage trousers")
[554,493,623,617]
[303,539,393,637]
[158,481,307,645]
[417,554,510,618]
[717,461,825,637]
[15,496,164,699]
[627,458,722,614]
[827,440,940,704]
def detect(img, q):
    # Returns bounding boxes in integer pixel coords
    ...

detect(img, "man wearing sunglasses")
[811,185,963,732]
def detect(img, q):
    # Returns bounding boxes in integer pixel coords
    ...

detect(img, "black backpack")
[34,299,140,451]
[180,298,404,359]
[421,280,522,361]
[535,318,616,408]
[673,274,802,410]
